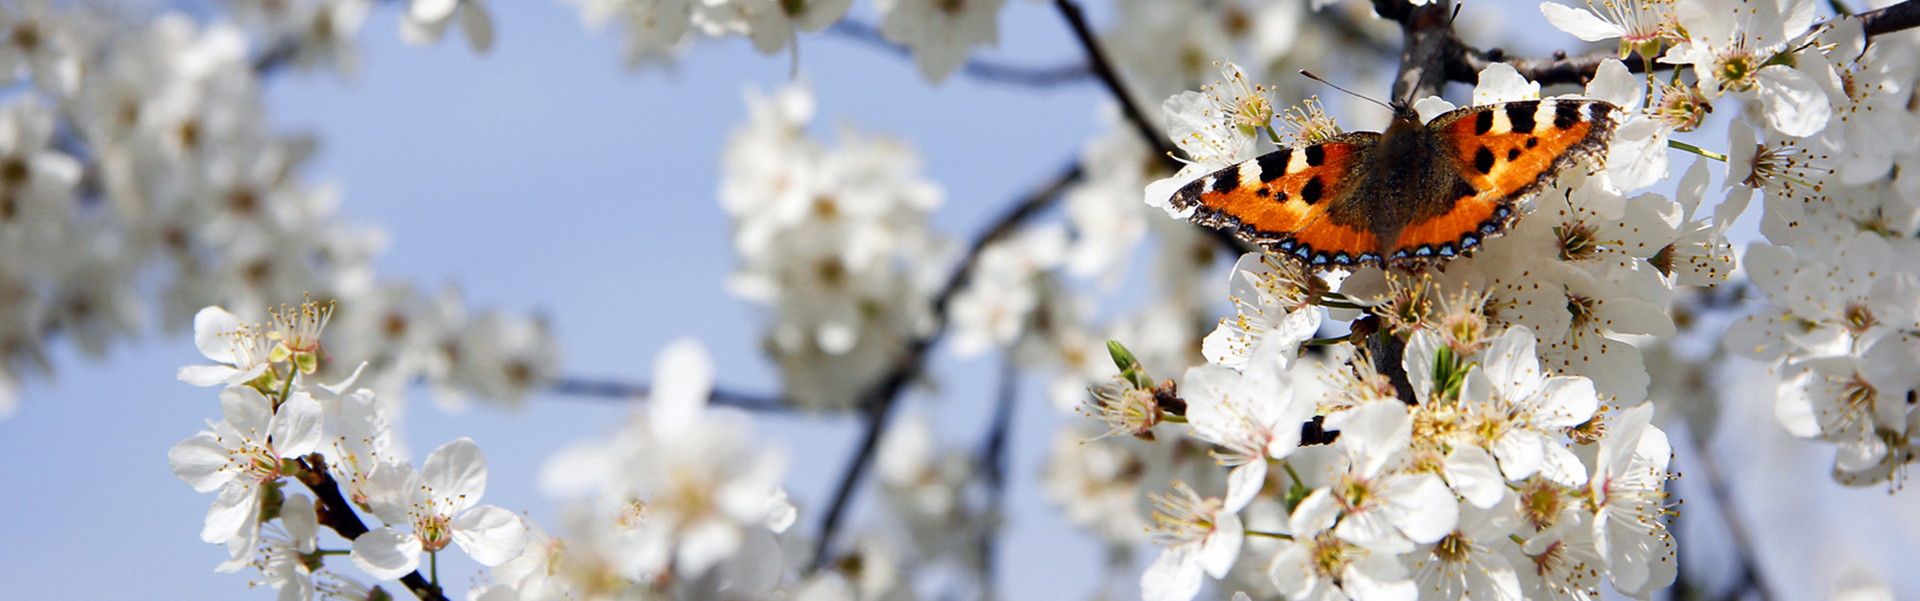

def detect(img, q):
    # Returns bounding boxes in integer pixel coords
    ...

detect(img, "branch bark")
[808,163,1083,570]
[548,377,792,413]
[826,20,1095,88]
[1053,0,1185,168]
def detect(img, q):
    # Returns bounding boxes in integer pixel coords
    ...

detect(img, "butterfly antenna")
[1299,70,1394,112]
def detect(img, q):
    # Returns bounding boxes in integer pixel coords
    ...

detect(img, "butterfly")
[1168,98,1618,271]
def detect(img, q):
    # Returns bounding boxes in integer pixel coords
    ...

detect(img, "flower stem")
[1245,529,1294,540]
[1668,139,1729,162]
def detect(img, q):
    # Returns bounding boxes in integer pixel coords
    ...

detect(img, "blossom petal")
[193,306,243,365]
[1199,510,1244,579]
[423,437,488,515]
[1541,2,1626,41]
[178,364,244,387]
[1754,65,1832,137]
[1142,545,1204,601]
[272,392,326,459]
[650,337,715,436]
[1385,473,1458,545]
[203,483,260,545]
[1224,461,1267,515]
[351,527,423,580]
[451,504,528,566]
[170,432,233,492]
[1444,446,1508,509]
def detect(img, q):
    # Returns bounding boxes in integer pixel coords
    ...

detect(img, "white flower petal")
[1199,511,1244,578]
[1142,545,1205,601]
[1541,2,1626,41]
[1754,65,1832,137]
[193,306,243,364]
[1444,446,1508,509]
[351,527,423,580]
[451,504,527,566]
[169,433,233,493]
[422,438,488,515]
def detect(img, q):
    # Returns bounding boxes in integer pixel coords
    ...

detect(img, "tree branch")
[826,20,1095,88]
[1861,0,1920,36]
[1053,0,1184,168]
[809,162,1084,570]
[976,353,1020,594]
[548,377,792,413]
[297,454,450,601]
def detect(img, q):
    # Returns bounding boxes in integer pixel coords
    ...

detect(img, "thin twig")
[809,163,1084,570]
[297,454,450,601]
[548,377,792,413]
[976,353,1020,595]
[826,20,1095,88]
[1052,0,1184,168]
[1685,430,1778,601]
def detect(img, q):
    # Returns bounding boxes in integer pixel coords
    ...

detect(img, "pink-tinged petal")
[1199,510,1244,579]
[282,494,318,554]
[352,527,423,580]
[221,385,274,439]
[1540,2,1626,41]
[179,364,243,387]
[170,432,233,492]
[1385,473,1458,545]
[451,505,527,566]
[272,392,325,458]
[1142,545,1204,601]
[423,437,488,515]
[202,483,260,544]
[1443,446,1507,509]
[1223,461,1267,515]
[193,306,243,364]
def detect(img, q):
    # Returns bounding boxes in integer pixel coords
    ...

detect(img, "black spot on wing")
[1507,148,1521,161]
[1506,101,1538,134]
[1555,102,1581,130]
[1451,179,1477,201]
[1475,110,1494,135]
[1474,147,1496,174]
[1257,149,1292,183]
[1301,177,1324,204]
[1305,145,1325,167]
[1210,163,1240,195]
[1525,137,1539,148]
[1256,187,1271,198]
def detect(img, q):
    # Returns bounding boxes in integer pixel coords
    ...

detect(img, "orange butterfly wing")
[1168,133,1385,268]
[1394,99,1617,255]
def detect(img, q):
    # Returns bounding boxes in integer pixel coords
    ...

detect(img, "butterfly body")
[1171,98,1618,271]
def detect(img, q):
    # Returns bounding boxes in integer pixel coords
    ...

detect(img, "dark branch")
[1862,0,1920,36]
[976,354,1020,595]
[809,162,1084,570]
[826,20,1095,88]
[297,454,450,601]
[548,377,792,413]
[1053,0,1185,168]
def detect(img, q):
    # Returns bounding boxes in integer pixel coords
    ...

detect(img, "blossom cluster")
[719,81,949,410]
[169,302,530,600]
[0,0,558,418]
